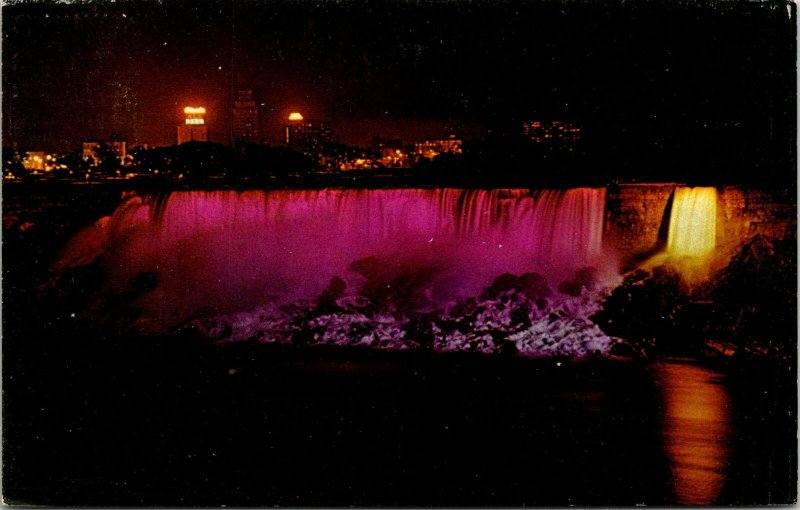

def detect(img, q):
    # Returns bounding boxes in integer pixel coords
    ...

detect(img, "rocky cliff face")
[604,184,796,265]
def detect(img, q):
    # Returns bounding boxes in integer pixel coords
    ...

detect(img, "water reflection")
[652,361,731,505]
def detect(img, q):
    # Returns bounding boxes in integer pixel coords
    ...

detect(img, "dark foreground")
[2,184,797,506]
[3,325,797,506]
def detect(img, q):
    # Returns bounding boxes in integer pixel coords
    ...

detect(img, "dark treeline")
[416,134,795,188]
[3,135,795,188]
[129,142,315,180]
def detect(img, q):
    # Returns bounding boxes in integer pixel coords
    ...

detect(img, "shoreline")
[4,175,797,193]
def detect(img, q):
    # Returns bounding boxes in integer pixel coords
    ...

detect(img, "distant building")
[284,113,333,154]
[82,139,127,166]
[414,134,463,160]
[522,120,581,144]
[371,137,410,168]
[22,151,46,171]
[108,140,127,161]
[81,143,99,162]
[233,89,259,145]
[177,106,208,144]
[379,147,410,168]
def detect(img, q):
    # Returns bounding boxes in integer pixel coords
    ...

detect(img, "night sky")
[3,0,796,166]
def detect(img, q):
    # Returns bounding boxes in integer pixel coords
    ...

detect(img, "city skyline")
[3,0,794,177]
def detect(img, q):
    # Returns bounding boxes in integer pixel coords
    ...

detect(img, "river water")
[3,334,795,505]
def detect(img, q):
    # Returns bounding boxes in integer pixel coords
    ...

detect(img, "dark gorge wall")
[604,184,796,262]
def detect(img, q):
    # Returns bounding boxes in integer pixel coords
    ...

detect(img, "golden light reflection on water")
[652,362,731,506]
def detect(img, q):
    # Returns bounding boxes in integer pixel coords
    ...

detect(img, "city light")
[288,112,304,121]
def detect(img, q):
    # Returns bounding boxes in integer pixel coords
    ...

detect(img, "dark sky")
[2,0,796,157]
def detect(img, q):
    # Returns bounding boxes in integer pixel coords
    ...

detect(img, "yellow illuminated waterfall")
[666,187,717,257]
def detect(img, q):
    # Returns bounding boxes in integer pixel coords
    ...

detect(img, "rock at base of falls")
[186,270,619,360]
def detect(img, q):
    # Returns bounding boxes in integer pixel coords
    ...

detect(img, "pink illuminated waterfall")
[56,188,610,329]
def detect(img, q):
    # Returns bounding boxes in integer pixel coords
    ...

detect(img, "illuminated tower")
[284,112,305,146]
[177,106,208,144]
[284,112,332,154]
[233,89,259,145]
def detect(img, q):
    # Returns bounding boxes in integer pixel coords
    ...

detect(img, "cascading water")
[666,187,718,257]
[53,188,616,353]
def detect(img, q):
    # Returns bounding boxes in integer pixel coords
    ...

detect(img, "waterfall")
[54,188,610,328]
[666,187,717,257]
